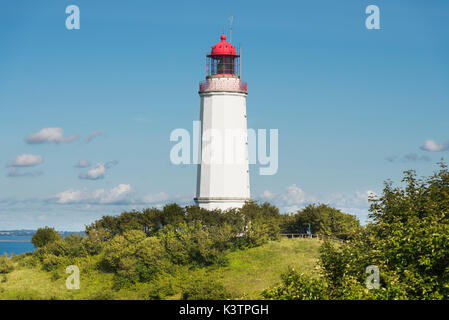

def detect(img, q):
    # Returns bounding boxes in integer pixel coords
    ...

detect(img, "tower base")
[194,197,250,211]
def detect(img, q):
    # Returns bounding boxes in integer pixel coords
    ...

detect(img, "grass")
[0,258,119,300]
[211,238,322,299]
[0,238,322,300]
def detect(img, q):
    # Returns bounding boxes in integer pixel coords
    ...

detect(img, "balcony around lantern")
[199,77,247,94]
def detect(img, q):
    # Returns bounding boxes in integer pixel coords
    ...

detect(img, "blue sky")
[1,0,448,230]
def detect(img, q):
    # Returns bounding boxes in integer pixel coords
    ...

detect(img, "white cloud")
[328,190,377,208]
[280,184,316,205]
[259,184,316,211]
[260,184,316,207]
[85,130,103,143]
[79,161,117,180]
[10,154,43,167]
[142,192,170,203]
[74,160,91,168]
[259,184,377,223]
[261,190,277,201]
[25,127,79,144]
[79,163,106,180]
[420,140,449,152]
[51,184,133,205]
[100,184,132,204]
[49,185,185,207]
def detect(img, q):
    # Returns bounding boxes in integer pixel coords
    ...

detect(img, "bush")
[86,201,282,248]
[317,164,449,299]
[101,230,171,287]
[31,227,61,248]
[239,202,281,247]
[242,219,272,248]
[37,235,88,259]
[262,268,327,300]
[146,275,177,300]
[34,235,90,271]
[41,253,67,272]
[16,252,39,268]
[0,253,14,274]
[159,221,233,267]
[181,275,231,300]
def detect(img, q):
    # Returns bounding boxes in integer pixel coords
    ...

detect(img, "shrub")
[38,235,88,259]
[159,221,234,267]
[101,230,170,287]
[242,219,272,248]
[317,164,449,299]
[181,275,231,300]
[34,235,89,271]
[239,201,281,247]
[0,253,14,274]
[146,275,177,300]
[31,227,61,248]
[86,201,282,249]
[262,268,327,300]
[16,252,39,268]
[41,253,67,272]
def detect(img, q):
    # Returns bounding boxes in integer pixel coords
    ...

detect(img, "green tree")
[31,227,61,248]
[320,163,449,299]
[265,163,449,300]
[282,204,361,240]
[101,230,170,287]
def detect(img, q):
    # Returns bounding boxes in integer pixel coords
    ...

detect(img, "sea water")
[0,236,35,256]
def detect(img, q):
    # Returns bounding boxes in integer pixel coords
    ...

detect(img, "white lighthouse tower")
[194,33,250,210]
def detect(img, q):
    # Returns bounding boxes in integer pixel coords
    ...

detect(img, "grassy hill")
[212,238,322,298]
[0,238,322,300]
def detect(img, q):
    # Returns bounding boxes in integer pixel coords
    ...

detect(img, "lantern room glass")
[207,55,240,77]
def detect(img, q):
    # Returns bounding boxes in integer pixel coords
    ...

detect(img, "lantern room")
[206,34,240,77]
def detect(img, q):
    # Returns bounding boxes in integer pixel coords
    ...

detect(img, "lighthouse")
[194,33,250,210]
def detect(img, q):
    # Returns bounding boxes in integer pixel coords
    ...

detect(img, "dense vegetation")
[279,204,361,240]
[264,164,449,300]
[0,201,356,299]
[2,163,448,300]
[0,237,321,299]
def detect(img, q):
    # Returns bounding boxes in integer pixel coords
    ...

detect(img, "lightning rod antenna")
[228,16,234,43]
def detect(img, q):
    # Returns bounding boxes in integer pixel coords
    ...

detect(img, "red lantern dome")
[206,34,240,77]
[209,34,237,56]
